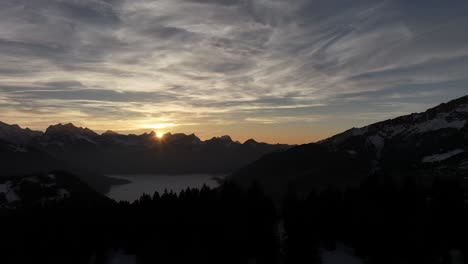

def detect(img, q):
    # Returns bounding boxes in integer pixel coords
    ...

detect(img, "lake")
[106,174,225,202]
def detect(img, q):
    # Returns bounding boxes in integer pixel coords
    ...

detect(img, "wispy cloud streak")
[0,0,467,143]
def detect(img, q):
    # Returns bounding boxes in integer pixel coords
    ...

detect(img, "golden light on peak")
[156,131,164,138]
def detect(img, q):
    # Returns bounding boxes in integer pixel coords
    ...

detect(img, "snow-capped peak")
[319,95,468,174]
[324,95,468,146]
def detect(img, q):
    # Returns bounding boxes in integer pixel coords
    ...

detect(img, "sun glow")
[144,123,176,130]
[156,131,164,138]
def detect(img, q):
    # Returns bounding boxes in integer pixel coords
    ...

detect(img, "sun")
[156,131,164,139]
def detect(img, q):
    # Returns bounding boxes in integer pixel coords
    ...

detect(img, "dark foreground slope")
[230,143,370,197]
[0,170,112,209]
[230,95,468,198]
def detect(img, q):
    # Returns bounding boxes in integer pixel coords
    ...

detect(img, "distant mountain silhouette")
[0,121,43,145]
[0,138,61,174]
[0,123,290,180]
[0,138,127,193]
[230,95,468,198]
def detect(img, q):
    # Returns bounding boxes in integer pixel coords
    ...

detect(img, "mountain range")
[1,95,467,198]
[0,122,290,192]
[230,95,468,198]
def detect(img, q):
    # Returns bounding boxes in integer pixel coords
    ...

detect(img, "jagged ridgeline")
[0,122,290,192]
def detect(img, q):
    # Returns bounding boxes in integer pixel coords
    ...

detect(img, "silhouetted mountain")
[0,121,42,145]
[206,135,237,145]
[230,95,468,198]
[0,139,62,174]
[243,138,258,145]
[40,123,100,146]
[163,132,202,145]
[102,130,119,135]
[0,122,290,176]
[0,138,127,193]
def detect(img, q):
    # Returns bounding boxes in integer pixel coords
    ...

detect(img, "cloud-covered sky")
[0,0,467,144]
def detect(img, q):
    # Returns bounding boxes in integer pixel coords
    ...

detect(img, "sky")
[0,0,467,144]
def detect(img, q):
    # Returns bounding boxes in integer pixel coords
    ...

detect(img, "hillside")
[230,95,468,198]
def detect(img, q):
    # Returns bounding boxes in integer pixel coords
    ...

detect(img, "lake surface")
[106,174,225,202]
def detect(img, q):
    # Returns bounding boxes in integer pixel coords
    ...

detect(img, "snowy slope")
[321,95,468,172]
[230,95,468,197]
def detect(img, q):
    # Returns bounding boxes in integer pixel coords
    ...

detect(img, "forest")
[0,173,466,264]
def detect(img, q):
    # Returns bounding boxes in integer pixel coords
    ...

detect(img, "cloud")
[0,0,467,143]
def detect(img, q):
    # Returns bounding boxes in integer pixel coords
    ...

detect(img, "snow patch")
[6,191,19,202]
[321,244,363,264]
[422,149,464,163]
[0,183,8,194]
[366,135,385,157]
[414,116,466,134]
[456,104,468,113]
[349,128,365,136]
[76,135,97,144]
[58,188,70,198]
[106,250,137,264]
[459,160,468,169]
[21,177,39,183]
[43,182,57,188]
[8,145,28,153]
[386,124,406,137]
[4,182,20,203]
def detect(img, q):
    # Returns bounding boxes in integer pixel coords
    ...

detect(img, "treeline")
[284,174,467,264]
[0,182,279,264]
[0,174,467,264]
